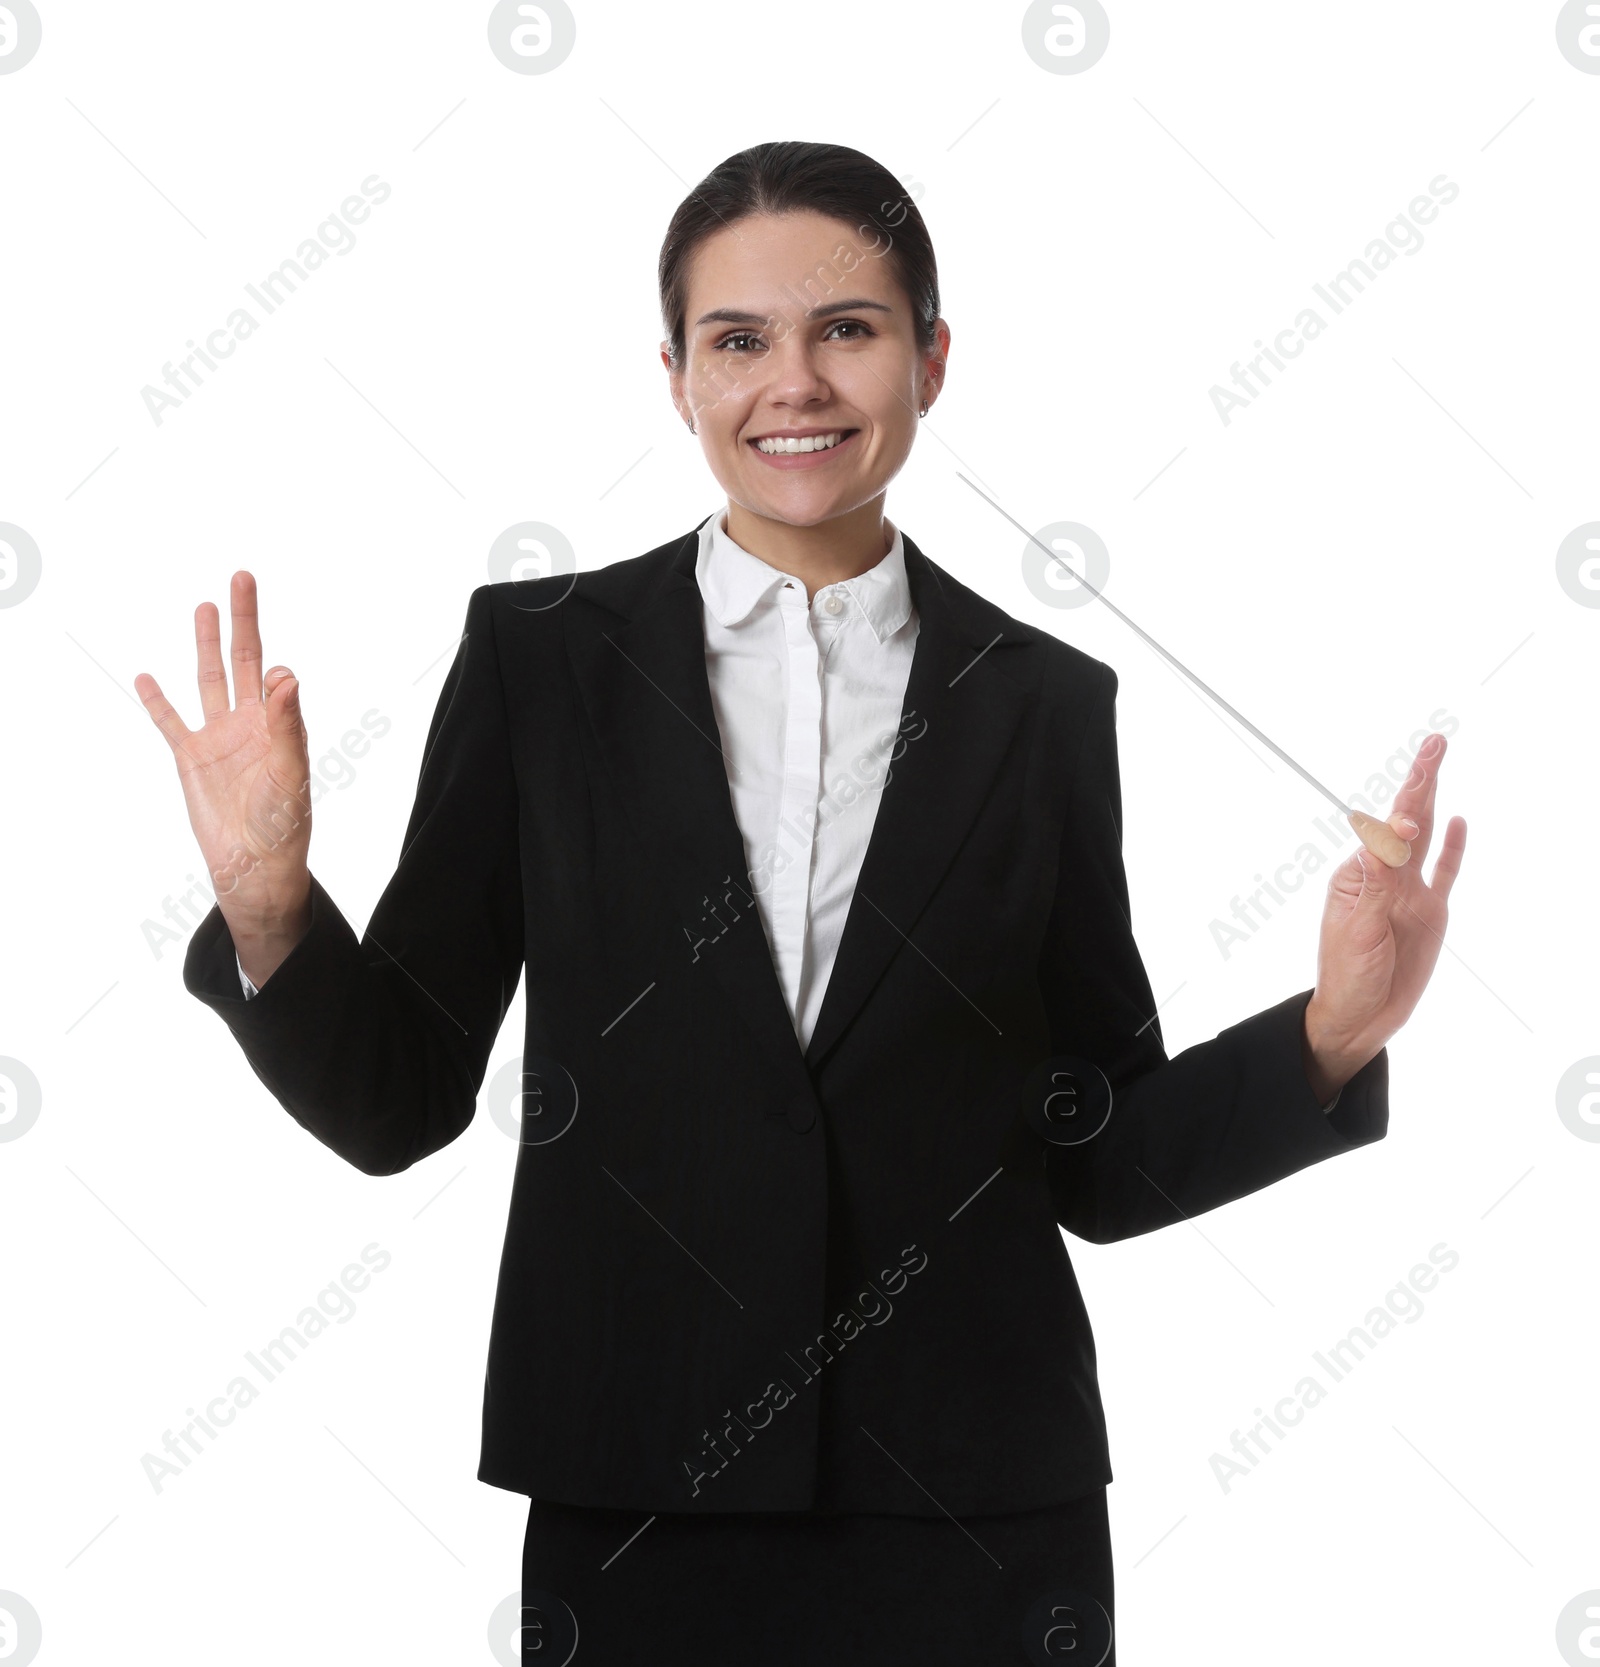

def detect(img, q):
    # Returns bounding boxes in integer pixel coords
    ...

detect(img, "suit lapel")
[802,535,1031,1068]
[568,522,821,1124]
[566,520,1034,1103]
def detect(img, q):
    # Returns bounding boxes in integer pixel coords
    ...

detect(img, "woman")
[139,141,1465,1665]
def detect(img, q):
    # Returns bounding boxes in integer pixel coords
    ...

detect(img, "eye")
[710,319,878,353]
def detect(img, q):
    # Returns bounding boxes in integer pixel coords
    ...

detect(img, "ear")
[661,346,690,426]
[924,317,952,401]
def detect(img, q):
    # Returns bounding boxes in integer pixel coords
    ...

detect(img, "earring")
[687,418,697,433]
[918,400,928,418]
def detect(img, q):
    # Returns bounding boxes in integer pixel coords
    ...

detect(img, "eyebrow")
[692,297,895,328]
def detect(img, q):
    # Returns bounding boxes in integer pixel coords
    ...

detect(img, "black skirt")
[519,1488,1115,1665]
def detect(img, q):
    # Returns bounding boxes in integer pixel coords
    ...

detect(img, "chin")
[751,503,839,529]
[764,485,865,515]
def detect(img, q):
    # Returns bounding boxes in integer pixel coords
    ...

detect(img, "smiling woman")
[505,140,1128,1664]
[148,135,1462,1667]
[657,148,947,590]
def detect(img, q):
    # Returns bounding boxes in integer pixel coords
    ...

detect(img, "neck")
[721,496,894,602]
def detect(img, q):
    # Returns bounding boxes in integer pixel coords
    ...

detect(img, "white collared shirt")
[694,508,920,1051]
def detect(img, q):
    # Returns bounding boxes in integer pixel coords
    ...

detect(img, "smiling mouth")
[748,429,859,455]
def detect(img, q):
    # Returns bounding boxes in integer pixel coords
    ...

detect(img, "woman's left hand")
[1304,731,1468,1095]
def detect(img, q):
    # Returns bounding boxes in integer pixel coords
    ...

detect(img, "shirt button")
[823,591,844,615]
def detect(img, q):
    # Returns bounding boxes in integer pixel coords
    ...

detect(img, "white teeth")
[754,431,848,454]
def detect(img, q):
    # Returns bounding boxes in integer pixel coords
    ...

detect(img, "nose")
[755,330,833,409]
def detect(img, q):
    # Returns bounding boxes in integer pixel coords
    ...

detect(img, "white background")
[2,2,1595,1663]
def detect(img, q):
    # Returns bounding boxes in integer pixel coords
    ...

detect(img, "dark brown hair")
[658,140,939,372]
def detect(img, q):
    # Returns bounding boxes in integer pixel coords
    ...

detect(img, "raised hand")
[1304,731,1468,1096]
[135,571,313,982]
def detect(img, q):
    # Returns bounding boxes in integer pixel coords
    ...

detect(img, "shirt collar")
[694,509,914,645]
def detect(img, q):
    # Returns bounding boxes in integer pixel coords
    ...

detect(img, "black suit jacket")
[183,515,1389,1516]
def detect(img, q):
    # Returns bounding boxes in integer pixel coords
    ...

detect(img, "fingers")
[231,570,264,708]
[194,599,230,722]
[134,670,195,754]
[1427,814,1468,904]
[194,571,262,719]
[263,665,301,737]
[1390,732,1447,866]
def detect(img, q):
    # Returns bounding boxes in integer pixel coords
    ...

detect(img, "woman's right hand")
[135,571,314,978]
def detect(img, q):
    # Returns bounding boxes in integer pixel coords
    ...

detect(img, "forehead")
[685,209,897,323]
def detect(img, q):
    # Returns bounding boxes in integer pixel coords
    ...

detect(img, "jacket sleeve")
[182,585,525,1176]
[1036,660,1388,1244]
